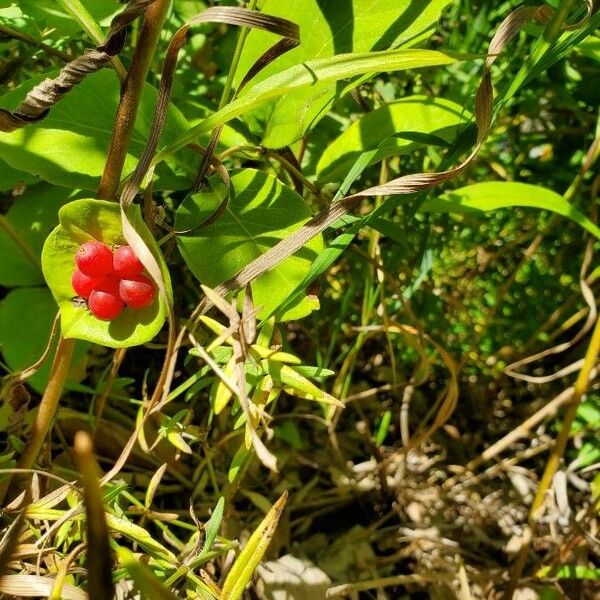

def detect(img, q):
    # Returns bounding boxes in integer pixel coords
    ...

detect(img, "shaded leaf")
[0,159,36,192]
[0,287,88,393]
[0,185,77,287]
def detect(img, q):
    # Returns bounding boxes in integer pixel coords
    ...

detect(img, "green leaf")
[229,444,252,483]
[316,96,471,182]
[537,564,600,580]
[117,547,181,600]
[0,185,78,287]
[375,410,392,445]
[221,492,288,600]
[274,420,303,450]
[267,362,341,406]
[157,49,459,162]
[0,160,37,192]
[175,169,324,320]
[15,0,118,36]
[236,0,453,146]
[117,547,177,600]
[200,497,224,557]
[212,356,235,415]
[577,33,600,62]
[270,147,378,320]
[0,70,194,191]
[42,199,172,348]
[497,10,600,111]
[0,287,88,393]
[421,182,600,240]
[55,0,119,43]
[109,516,176,561]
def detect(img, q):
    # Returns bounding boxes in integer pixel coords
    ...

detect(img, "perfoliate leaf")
[176,169,324,320]
[42,199,172,348]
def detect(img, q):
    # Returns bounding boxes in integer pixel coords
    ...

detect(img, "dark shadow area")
[316,0,354,56]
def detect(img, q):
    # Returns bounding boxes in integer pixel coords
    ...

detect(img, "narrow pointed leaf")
[221,491,288,600]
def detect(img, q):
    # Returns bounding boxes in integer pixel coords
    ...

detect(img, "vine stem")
[98,0,171,200]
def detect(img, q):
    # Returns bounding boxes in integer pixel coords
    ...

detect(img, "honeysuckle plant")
[1,0,599,598]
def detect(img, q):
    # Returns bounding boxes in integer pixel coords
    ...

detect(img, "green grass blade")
[221,491,288,600]
[154,49,459,162]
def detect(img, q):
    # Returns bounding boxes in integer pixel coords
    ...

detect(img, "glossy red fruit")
[113,245,144,278]
[88,290,124,321]
[71,269,98,299]
[75,241,114,277]
[94,274,120,296]
[119,274,155,309]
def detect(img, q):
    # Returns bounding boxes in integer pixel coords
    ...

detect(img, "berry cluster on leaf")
[71,241,155,321]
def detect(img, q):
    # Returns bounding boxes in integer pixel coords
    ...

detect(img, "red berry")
[71,269,98,299]
[94,274,120,296]
[76,241,114,277]
[88,290,124,321]
[119,274,156,309]
[113,245,144,278]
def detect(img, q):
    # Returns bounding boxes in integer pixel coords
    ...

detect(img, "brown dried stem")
[98,0,171,199]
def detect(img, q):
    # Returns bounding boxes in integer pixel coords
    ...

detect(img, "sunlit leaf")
[236,0,453,146]
[0,70,194,191]
[42,199,172,348]
[421,182,600,239]
[176,169,324,320]
[316,96,471,182]
[221,491,288,600]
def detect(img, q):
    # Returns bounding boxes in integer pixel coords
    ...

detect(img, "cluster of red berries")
[71,241,156,321]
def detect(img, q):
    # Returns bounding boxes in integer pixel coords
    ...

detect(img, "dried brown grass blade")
[505,240,597,383]
[0,575,87,599]
[73,431,115,600]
